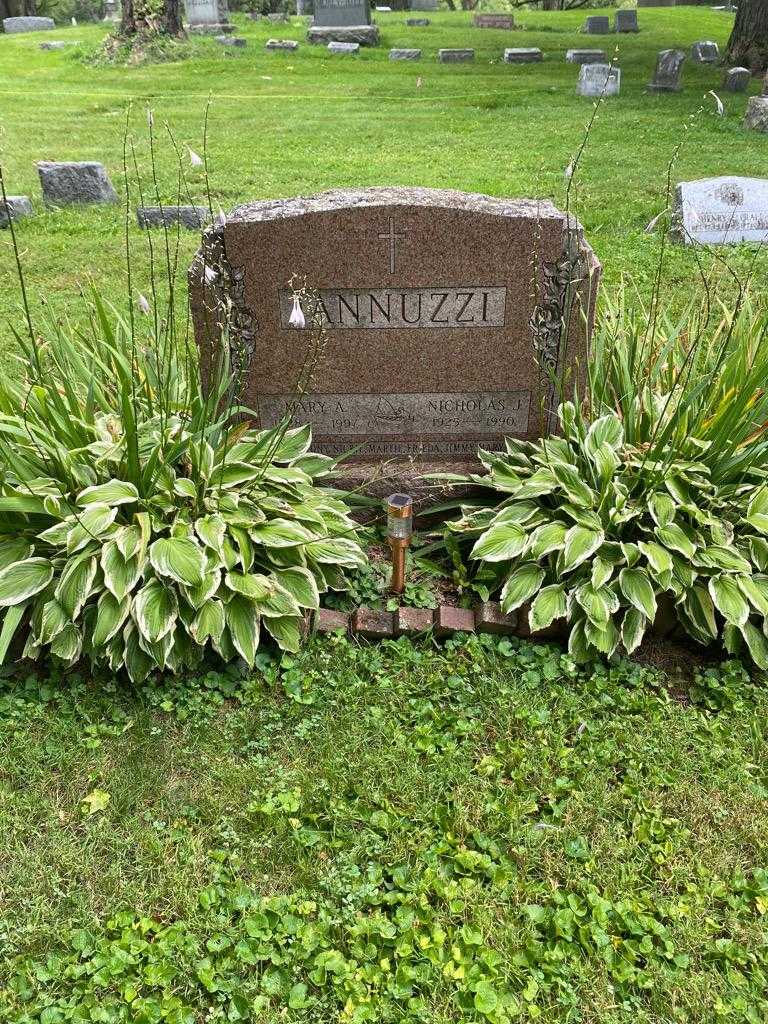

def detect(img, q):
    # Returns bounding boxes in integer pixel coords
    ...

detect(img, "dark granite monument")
[189,188,600,485]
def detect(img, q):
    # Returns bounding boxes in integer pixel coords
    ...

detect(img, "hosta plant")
[0,296,365,680]
[445,402,768,667]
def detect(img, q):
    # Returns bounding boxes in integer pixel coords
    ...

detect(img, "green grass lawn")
[3,634,768,1022]
[1,5,767,369]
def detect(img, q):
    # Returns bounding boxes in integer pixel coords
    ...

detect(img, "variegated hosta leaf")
[50,622,83,663]
[195,514,226,555]
[275,567,320,610]
[500,563,545,614]
[471,522,527,563]
[584,617,620,657]
[528,584,566,633]
[77,480,139,507]
[250,518,317,548]
[55,554,98,619]
[0,558,54,607]
[527,522,567,559]
[562,526,604,572]
[92,591,131,648]
[149,537,206,587]
[226,594,260,666]
[303,538,366,569]
[739,620,768,670]
[709,574,750,627]
[190,600,226,645]
[618,568,657,622]
[133,579,178,643]
[263,614,302,653]
[101,541,141,601]
[0,539,34,572]
[66,504,118,554]
[621,607,647,654]
[36,599,68,646]
[575,582,619,627]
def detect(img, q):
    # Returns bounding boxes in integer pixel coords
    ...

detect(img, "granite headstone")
[614,9,638,32]
[566,49,606,64]
[577,63,620,97]
[390,47,421,59]
[189,187,600,482]
[313,0,370,26]
[691,39,719,63]
[473,13,515,29]
[503,47,542,63]
[38,162,118,206]
[724,66,750,92]
[674,176,768,245]
[0,196,33,229]
[648,48,685,91]
[137,206,209,230]
[3,16,55,31]
[185,0,231,33]
[583,15,610,34]
[439,48,473,62]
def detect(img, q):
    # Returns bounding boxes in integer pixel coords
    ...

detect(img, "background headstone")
[266,37,299,49]
[744,94,768,131]
[137,206,210,230]
[189,187,600,481]
[216,34,246,45]
[0,196,33,229]
[614,9,639,32]
[724,66,750,92]
[185,0,231,33]
[410,0,437,9]
[313,0,370,27]
[647,48,685,91]
[267,11,289,20]
[38,162,118,206]
[503,47,542,63]
[637,0,675,6]
[473,13,515,29]
[577,63,620,97]
[406,17,429,25]
[439,48,474,62]
[674,176,768,244]
[39,40,68,49]
[691,39,719,63]
[390,47,421,59]
[583,15,610,34]
[3,16,55,32]
[566,48,605,64]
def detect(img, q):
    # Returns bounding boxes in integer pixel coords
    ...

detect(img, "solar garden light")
[386,493,413,595]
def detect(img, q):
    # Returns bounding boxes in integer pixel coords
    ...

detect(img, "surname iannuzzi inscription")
[259,391,531,438]
[280,286,506,330]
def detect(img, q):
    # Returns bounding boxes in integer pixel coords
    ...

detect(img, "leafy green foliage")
[0,296,365,679]
[446,403,768,664]
[3,637,768,1023]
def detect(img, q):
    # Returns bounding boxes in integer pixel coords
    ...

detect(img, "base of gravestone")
[307,24,379,45]
[329,459,482,504]
[188,22,234,34]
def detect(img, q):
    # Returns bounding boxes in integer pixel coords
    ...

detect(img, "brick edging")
[310,601,565,641]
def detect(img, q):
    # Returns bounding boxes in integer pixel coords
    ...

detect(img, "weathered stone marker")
[691,39,719,63]
[614,9,638,32]
[566,49,605,64]
[137,206,209,230]
[309,0,378,44]
[390,47,421,60]
[190,188,599,480]
[724,66,750,92]
[648,49,685,92]
[577,63,620,97]
[673,176,768,245]
[583,15,610,34]
[38,162,118,206]
[266,38,299,50]
[328,40,359,53]
[0,196,33,229]
[3,16,55,32]
[439,48,474,63]
[473,12,515,29]
[185,0,232,33]
[745,74,768,131]
[406,17,429,25]
[503,48,542,63]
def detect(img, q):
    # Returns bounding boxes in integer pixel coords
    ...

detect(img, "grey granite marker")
[38,162,118,206]
[648,49,685,92]
[724,66,750,92]
[0,196,33,229]
[566,49,605,64]
[691,40,719,63]
[577,62,620,97]
[3,16,55,32]
[137,206,210,230]
[438,48,474,63]
[389,47,421,60]
[503,47,542,63]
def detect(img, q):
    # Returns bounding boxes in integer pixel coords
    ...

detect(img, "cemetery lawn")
[3,634,768,1023]
[1,6,768,368]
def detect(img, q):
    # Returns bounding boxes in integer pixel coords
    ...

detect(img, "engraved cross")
[378,217,406,274]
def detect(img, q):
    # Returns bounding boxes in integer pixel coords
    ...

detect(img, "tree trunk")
[158,0,182,34]
[120,0,183,35]
[725,0,768,75]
